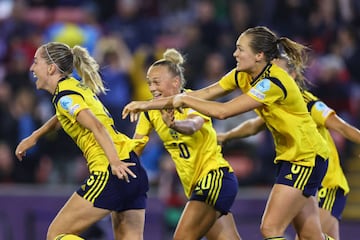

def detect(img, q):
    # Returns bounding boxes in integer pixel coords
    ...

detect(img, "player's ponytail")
[151,48,187,88]
[42,42,106,95]
[72,45,107,95]
[243,26,310,89]
[278,38,310,90]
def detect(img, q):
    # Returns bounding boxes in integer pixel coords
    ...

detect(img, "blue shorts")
[190,167,238,215]
[318,186,347,221]
[77,152,149,211]
[275,155,328,197]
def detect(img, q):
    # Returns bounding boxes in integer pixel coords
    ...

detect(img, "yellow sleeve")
[135,112,153,136]
[218,69,239,91]
[57,94,88,123]
[310,101,335,126]
[247,78,284,104]
[219,69,252,93]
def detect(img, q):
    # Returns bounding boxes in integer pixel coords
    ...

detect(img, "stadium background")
[0,0,360,239]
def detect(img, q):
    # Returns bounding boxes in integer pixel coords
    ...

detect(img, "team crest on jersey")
[169,129,179,139]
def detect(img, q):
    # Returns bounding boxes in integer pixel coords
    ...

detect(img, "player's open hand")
[122,101,147,122]
[161,109,175,128]
[110,160,137,182]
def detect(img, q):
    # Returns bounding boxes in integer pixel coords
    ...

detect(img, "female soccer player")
[217,55,360,240]
[122,26,333,240]
[275,55,360,239]
[15,42,149,240]
[132,48,241,240]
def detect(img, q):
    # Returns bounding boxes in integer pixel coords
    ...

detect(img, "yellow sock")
[324,234,335,240]
[54,234,84,240]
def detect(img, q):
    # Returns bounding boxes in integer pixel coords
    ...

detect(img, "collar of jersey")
[251,63,272,85]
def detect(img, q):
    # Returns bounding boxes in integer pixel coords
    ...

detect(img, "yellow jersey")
[219,68,253,93]
[135,98,233,198]
[219,65,329,166]
[52,77,146,172]
[303,90,349,194]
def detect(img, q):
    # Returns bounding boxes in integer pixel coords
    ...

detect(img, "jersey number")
[178,143,190,159]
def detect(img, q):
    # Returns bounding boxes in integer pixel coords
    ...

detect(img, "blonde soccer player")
[129,48,241,240]
[15,42,149,240]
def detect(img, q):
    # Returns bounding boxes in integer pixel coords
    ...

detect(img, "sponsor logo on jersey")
[69,104,80,116]
[249,88,265,100]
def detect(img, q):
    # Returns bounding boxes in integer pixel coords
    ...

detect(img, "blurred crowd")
[0,0,360,190]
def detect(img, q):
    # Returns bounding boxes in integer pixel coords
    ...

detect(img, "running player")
[217,55,360,240]
[133,48,241,240]
[275,55,359,240]
[15,42,149,240]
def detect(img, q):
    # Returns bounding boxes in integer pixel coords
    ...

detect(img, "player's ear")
[173,75,181,88]
[255,52,264,62]
[47,64,56,74]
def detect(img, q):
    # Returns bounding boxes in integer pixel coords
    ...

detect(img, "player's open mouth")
[153,93,162,99]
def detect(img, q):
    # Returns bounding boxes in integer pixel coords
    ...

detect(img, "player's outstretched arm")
[173,93,262,120]
[122,97,175,122]
[187,82,230,100]
[217,116,265,145]
[325,113,360,144]
[122,82,230,122]
[15,115,60,161]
